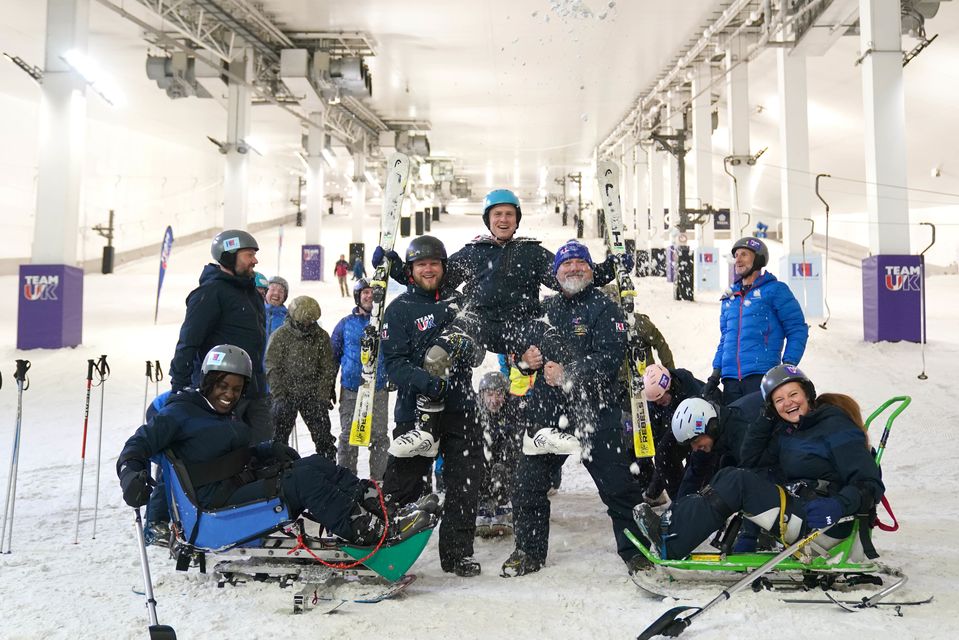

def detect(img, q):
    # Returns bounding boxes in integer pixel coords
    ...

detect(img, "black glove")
[119,462,154,508]
[256,441,301,464]
[327,386,337,412]
[426,377,448,401]
[701,368,722,402]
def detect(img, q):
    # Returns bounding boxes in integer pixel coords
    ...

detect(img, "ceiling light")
[61,48,125,107]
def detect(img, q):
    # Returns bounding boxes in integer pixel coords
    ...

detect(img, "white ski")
[597,160,655,459]
[350,153,411,446]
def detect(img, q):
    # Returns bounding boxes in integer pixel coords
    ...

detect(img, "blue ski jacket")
[330,307,388,392]
[381,284,474,423]
[264,303,288,338]
[170,264,267,397]
[711,272,808,380]
[517,286,628,430]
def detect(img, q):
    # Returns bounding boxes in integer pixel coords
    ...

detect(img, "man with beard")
[500,240,651,578]
[169,229,272,441]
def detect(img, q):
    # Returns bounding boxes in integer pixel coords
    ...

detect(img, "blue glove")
[804,497,843,529]
[619,252,635,272]
[372,245,385,267]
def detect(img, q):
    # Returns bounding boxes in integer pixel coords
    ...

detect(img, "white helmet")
[671,398,718,444]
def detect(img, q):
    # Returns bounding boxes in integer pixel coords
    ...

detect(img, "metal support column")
[224,48,252,229]
[776,48,812,255]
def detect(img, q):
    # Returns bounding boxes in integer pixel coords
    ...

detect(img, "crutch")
[91,355,110,539]
[133,508,178,639]
[1,360,31,554]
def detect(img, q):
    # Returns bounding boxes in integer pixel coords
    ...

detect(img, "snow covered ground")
[1,205,957,639]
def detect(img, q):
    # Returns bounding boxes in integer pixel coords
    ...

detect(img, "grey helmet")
[760,364,816,403]
[201,344,253,380]
[211,229,258,271]
[731,237,768,277]
[267,275,289,302]
[478,371,509,394]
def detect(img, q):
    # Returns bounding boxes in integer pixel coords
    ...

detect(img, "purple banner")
[154,226,174,324]
[17,264,83,349]
[301,244,324,281]
[862,254,923,343]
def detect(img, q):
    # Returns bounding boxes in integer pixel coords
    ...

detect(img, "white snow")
[1,205,957,639]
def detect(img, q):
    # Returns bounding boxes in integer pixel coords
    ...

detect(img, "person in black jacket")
[500,240,650,578]
[374,189,630,357]
[118,345,435,547]
[639,364,705,504]
[634,365,884,561]
[379,236,484,578]
[169,229,272,441]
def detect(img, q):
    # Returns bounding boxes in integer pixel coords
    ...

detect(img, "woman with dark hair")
[117,344,435,546]
[634,365,884,561]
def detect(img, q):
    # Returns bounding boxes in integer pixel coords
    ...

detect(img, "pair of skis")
[349,153,412,447]
[596,161,656,459]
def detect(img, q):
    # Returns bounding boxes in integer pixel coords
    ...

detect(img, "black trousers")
[382,411,482,570]
[513,407,649,565]
[720,374,763,405]
[271,394,336,459]
[479,429,521,509]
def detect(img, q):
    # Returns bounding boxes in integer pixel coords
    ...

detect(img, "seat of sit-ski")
[160,451,290,553]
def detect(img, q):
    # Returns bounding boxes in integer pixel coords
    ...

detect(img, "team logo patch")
[222,236,240,251]
[657,374,670,390]
[415,314,436,331]
[752,289,762,298]
[746,238,763,250]
[22,274,59,301]
[209,352,225,363]
[614,322,627,332]
[381,323,389,340]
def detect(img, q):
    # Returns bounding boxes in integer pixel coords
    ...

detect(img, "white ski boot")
[388,428,439,457]
[522,428,580,455]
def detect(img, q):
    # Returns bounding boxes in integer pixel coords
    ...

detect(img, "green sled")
[340,527,435,582]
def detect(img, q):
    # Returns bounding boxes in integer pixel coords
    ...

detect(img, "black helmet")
[211,229,258,271]
[760,364,816,403]
[353,278,371,306]
[478,371,509,394]
[201,344,253,379]
[405,235,447,264]
[731,237,768,275]
[482,189,522,230]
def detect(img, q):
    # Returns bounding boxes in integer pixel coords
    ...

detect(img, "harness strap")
[185,447,252,487]
[874,495,899,532]
[776,484,788,545]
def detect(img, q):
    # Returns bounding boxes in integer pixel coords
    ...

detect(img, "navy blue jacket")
[381,284,473,423]
[170,264,267,396]
[118,390,256,508]
[388,235,616,322]
[518,286,628,429]
[330,308,388,392]
[714,391,763,465]
[740,404,884,516]
[712,272,808,379]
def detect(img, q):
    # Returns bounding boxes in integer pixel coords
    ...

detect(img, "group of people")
[118,188,886,586]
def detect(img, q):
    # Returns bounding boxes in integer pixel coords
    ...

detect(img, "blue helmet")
[483,189,522,229]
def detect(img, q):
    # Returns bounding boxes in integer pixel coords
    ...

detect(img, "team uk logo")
[791,262,818,278]
[415,314,436,331]
[23,274,59,301]
[884,265,921,292]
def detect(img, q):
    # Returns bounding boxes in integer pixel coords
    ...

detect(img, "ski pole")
[91,355,110,539]
[133,507,178,640]
[1,359,30,554]
[815,174,832,330]
[917,223,935,380]
[154,360,163,398]
[142,361,153,423]
[73,359,96,545]
[636,519,851,640]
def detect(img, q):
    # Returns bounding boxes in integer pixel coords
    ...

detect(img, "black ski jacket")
[517,286,628,429]
[713,390,763,465]
[740,404,884,516]
[389,235,617,322]
[170,264,267,396]
[381,283,474,423]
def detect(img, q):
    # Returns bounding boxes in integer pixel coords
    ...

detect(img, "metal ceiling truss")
[124,0,388,152]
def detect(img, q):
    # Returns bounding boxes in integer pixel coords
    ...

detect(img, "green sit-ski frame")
[341,528,434,582]
[626,396,911,573]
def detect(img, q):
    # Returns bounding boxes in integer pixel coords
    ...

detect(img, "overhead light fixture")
[61,48,125,107]
[240,136,265,155]
[3,51,42,84]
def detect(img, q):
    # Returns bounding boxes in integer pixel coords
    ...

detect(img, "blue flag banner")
[154,226,174,324]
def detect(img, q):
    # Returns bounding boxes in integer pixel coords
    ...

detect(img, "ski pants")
[227,454,363,541]
[512,407,649,565]
[271,394,336,459]
[720,374,763,405]
[382,411,482,571]
[336,386,390,481]
[660,467,853,559]
[479,428,521,509]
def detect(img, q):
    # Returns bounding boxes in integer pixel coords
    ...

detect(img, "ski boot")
[143,520,171,548]
[500,549,542,577]
[475,506,494,538]
[632,503,663,559]
[443,556,482,578]
[389,343,455,457]
[522,427,580,455]
[490,505,513,537]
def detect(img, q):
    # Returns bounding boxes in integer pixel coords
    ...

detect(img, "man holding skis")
[500,240,650,578]
[379,235,484,578]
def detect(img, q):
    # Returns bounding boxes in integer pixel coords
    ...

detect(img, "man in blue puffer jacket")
[702,238,808,404]
[331,279,390,480]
